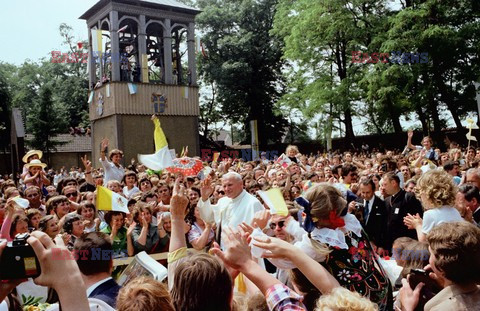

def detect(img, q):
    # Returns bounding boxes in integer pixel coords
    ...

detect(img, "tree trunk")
[344,107,355,143]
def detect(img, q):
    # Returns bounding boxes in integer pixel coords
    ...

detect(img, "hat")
[24,159,47,169]
[22,150,43,163]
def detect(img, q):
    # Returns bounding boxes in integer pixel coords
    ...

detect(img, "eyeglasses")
[65,192,78,198]
[269,220,285,230]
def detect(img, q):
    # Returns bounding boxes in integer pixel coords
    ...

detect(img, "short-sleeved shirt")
[422,206,464,234]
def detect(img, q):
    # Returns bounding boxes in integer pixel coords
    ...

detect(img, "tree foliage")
[26,84,67,155]
[196,0,288,147]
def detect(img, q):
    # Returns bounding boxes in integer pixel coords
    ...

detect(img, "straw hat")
[22,150,43,163]
[24,159,47,169]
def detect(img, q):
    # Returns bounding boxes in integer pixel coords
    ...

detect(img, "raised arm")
[406,130,415,150]
[253,236,340,295]
[100,138,108,162]
[81,154,94,186]
[169,179,189,253]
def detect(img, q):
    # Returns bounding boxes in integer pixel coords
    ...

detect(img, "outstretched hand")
[252,235,296,259]
[210,227,252,271]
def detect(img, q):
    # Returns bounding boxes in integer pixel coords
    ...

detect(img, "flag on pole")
[91,29,103,54]
[96,186,129,214]
[256,188,289,216]
[138,118,174,170]
[88,91,94,104]
[466,118,478,142]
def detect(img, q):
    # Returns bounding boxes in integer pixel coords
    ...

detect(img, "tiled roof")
[25,134,92,153]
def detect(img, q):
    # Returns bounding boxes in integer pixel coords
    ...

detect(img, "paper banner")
[257,188,288,216]
[213,152,220,162]
[141,54,149,83]
[275,153,291,168]
[106,84,110,97]
[128,83,137,95]
[88,91,94,104]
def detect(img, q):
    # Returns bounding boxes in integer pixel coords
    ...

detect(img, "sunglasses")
[217,191,225,195]
[65,192,78,198]
[26,193,39,198]
[269,220,285,230]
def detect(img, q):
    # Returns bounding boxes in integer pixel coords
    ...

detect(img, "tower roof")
[79,0,201,20]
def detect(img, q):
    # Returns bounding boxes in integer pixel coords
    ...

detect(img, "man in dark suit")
[381,172,423,253]
[458,184,480,226]
[74,232,121,308]
[356,179,388,255]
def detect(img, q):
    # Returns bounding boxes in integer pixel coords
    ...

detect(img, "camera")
[0,233,41,280]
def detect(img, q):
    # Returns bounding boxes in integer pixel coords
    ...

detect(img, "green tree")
[0,67,11,151]
[26,84,67,159]
[196,0,288,147]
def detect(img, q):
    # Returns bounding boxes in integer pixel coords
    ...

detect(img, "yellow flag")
[96,186,129,214]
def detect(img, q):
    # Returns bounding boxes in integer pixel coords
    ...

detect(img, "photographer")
[0,231,89,311]
[398,222,480,310]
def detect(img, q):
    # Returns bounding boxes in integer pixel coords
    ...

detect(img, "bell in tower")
[80,0,201,164]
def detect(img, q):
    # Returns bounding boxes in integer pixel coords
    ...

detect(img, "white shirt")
[364,196,375,224]
[123,186,140,199]
[86,277,113,297]
[99,158,124,185]
[198,190,264,246]
[422,206,464,234]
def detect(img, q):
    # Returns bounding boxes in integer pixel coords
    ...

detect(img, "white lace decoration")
[310,214,363,249]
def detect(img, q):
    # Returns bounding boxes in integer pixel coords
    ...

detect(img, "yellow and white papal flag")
[138,118,174,170]
[96,186,129,214]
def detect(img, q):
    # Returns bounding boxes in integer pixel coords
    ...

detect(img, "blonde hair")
[116,276,174,311]
[286,145,299,155]
[416,169,456,208]
[315,287,378,311]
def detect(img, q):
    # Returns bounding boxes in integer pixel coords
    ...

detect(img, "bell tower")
[80,0,200,163]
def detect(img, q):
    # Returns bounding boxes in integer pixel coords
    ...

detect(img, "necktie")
[364,200,370,224]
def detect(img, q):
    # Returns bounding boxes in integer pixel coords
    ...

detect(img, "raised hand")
[407,130,414,139]
[171,178,189,218]
[101,138,109,152]
[127,221,136,237]
[80,154,92,171]
[210,227,251,270]
[251,210,271,229]
[200,176,214,201]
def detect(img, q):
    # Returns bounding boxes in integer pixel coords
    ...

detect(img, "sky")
[0,0,98,65]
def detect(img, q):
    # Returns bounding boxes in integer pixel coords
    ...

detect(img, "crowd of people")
[0,130,480,311]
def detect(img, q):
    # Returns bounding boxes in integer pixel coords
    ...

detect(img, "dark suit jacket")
[89,278,121,308]
[361,196,388,249]
[473,209,480,224]
[384,189,423,252]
